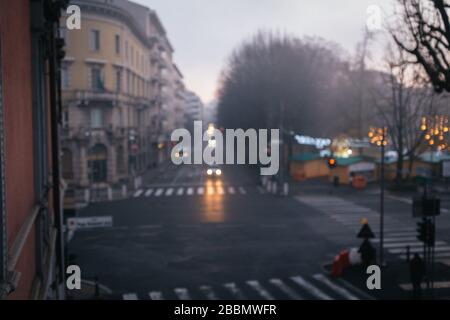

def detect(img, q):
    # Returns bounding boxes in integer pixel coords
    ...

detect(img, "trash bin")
[352,175,367,189]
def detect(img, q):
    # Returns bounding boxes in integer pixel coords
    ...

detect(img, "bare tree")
[391,0,450,93]
[369,46,438,184]
[217,31,347,137]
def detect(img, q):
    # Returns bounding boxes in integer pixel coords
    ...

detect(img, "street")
[68,163,450,300]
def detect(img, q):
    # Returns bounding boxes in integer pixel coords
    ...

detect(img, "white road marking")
[390,246,450,254]
[197,187,204,195]
[400,252,450,259]
[223,282,247,299]
[145,189,154,197]
[291,276,333,300]
[269,278,303,299]
[381,241,446,248]
[207,187,215,195]
[165,188,174,196]
[199,286,219,300]
[373,237,418,242]
[154,188,164,197]
[133,189,143,197]
[187,187,194,195]
[176,188,184,196]
[313,274,359,300]
[174,288,191,300]
[400,281,450,291]
[123,293,138,300]
[149,291,164,300]
[239,187,246,194]
[228,187,235,194]
[217,187,225,195]
[246,280,275,300]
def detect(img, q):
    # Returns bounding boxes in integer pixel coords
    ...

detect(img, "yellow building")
[290,153,329,181]
[61,0,185,199]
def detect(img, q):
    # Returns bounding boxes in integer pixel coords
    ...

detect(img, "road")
[68,163,450,300]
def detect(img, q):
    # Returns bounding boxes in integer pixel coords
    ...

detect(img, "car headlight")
[216,169,222,176]
[207,169,213,175]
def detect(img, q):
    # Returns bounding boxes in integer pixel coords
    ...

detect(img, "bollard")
[283,182,289,196]
[122,185,127,198]
[84,189,90,203]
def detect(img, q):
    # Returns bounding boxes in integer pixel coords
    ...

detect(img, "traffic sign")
[67,216,113,230]
[357,223,375,239]
[412,196,440,217]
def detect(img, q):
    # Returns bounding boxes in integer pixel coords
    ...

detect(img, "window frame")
[115,34,120,55]
[90,108,103,129]
[90,66,104,91]
[89,29,100,52]
[61,64,70,89]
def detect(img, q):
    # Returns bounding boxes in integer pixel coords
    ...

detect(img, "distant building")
[60,0,186,200]
[0,0,66,299]
[184,91,204,122]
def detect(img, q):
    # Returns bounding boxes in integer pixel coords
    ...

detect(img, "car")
[174,148,190,159]
[206,165,222,177]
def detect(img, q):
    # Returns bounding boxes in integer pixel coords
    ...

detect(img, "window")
[125,41,128,60]
[60,26,69,47]
[62,109,69,128]
[90,29,100,51]
[88,144,107,183]
[62,149,74,180]
[115,69,121,93]
[115,34,120,54]
[130,46,134,66]
[61,65,70,89]
[90,108,103,128]
[90,66,104,91]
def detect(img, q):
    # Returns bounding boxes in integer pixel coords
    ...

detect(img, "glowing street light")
[422,115,449,151]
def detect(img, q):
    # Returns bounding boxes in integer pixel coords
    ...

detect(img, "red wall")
[0,0,37,299]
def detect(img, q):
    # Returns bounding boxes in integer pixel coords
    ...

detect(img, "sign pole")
[379,133,385,267]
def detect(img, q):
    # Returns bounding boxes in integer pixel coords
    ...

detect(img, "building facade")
[0,0,66,299]
[184,90,204,123]
[61,0,186,199]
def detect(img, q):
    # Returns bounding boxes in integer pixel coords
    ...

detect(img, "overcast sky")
[133,0,394,104]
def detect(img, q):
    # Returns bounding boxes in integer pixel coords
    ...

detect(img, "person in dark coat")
[410,253,425,299]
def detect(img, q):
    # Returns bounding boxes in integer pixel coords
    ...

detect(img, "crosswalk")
[295,195,450,263]
[132,185,253,198]
[121,273,372,300]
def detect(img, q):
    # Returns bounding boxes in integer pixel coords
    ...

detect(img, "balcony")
[63,90,118,107]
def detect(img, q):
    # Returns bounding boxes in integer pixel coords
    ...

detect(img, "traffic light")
[327,157,337,169]
[417,220,427,242]
[416,219,436,246]
[426,221,435,246]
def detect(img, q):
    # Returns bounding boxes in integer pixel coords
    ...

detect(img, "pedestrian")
[409,253,425,299]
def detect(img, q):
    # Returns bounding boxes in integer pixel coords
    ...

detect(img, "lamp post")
[368,126,388,267]
[420,115,449,294]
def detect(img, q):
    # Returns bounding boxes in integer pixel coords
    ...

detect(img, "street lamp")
[422,115,449,173]
[368,126,388,267]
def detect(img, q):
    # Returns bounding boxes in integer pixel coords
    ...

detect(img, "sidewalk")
[324,258,450,300]
[66,279,114,300]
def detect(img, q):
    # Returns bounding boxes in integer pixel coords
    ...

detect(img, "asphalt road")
[68,163,450,300]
